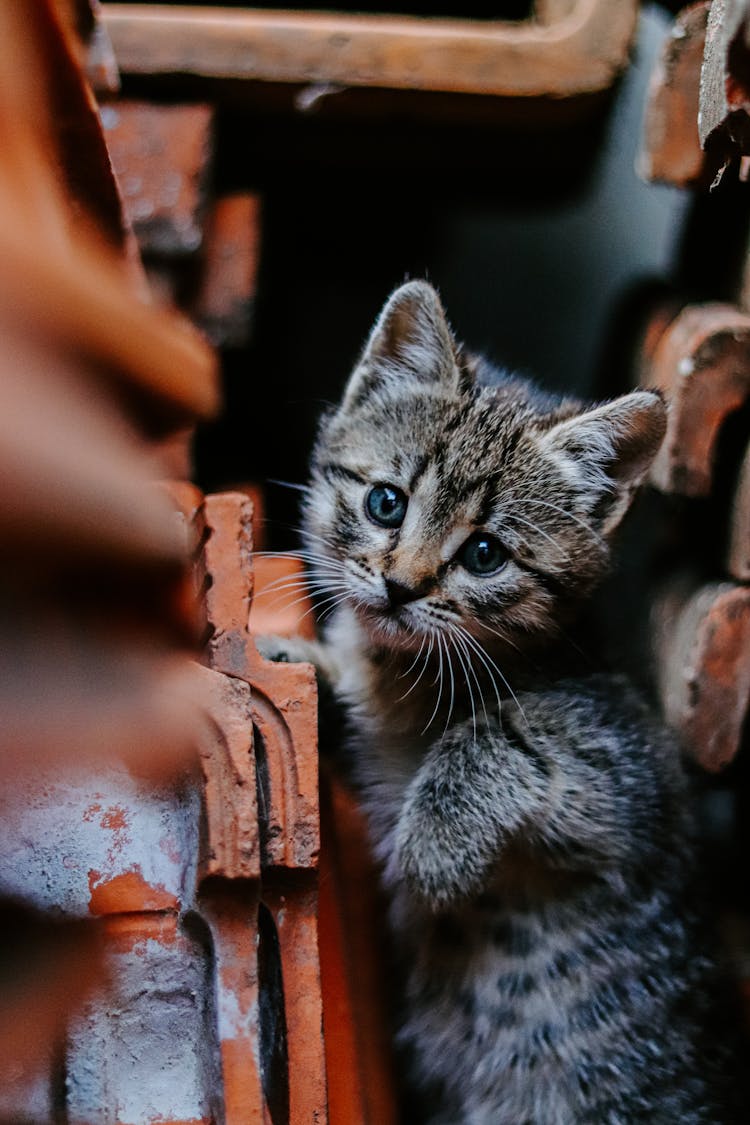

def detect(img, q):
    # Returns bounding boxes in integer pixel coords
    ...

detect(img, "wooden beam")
[103,1,638,100]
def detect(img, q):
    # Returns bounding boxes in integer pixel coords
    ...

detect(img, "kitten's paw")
[396,819,479,910]
[254,634,340,692]
[254,633,304,664]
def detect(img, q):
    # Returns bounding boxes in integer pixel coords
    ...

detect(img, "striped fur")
[261,282,742,1122]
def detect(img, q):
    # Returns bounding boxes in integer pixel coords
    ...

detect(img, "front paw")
[396,815,482,910]
[255,634,315,665]
[254,634,296,657]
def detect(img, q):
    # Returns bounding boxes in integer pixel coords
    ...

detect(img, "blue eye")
[458,532,507,576]
[365,484,407,528]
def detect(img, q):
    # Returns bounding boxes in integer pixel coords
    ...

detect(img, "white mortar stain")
[216,983,259,1043]
[66,933,215,1123]
[0,764,201,915]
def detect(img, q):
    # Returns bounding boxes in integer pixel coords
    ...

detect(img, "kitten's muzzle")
[384,577,422,609]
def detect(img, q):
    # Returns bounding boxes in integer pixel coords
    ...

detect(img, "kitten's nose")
[385,578,420,608]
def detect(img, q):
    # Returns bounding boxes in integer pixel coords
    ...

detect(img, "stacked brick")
[0,1,222,1121]
[636,301,750,769]
[193,488,327,1125]
[638,1,750,775]
[102,0,640,105]
[0,4,394,1120]
[102,99,261,352]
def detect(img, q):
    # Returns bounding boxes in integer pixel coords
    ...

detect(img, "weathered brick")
[193,193,261,349]
[319,778,398,1125]
[103,1,639,102]
[197,491,326,1125]
[653,578,750,770]
[0,4,217,1120]
[67,914,218,1125]
[201,493,321,870]
[699,0,750,181]
[638,301,750,496]
[102,100,214,257]
[198,885,265,1125]
[638,2,710,187]
[0,904,104,1121]
[193,663,260,884]
[727,440,750,579]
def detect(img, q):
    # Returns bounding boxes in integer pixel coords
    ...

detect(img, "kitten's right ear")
[341,280,458,410]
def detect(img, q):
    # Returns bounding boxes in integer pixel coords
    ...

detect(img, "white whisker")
[476,619,525,657]
[318,593,356,623]
[450,628,478,744]
[505,511,570,561]
[453,623,503,721]
[258,572,349,596]
[265,586,349,618]
[294,590,352,626]
[456,623,529,730]
[268,478,311,495]
[297,527,344,551]
[259,582,351,614]
[442,631,456,740]
[398,632,435,702]
[422,630,446,736]
[452,626,488,733]
[504,495,601,539]
[398,633,427,680]
[253,548,350,574]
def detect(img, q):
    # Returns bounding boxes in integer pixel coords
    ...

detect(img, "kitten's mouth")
[356,603,426,651]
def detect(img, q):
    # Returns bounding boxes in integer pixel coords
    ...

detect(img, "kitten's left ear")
[538,390,667,535]
[342,280,459,410]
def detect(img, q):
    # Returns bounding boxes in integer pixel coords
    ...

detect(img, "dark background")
[117,1,748,547]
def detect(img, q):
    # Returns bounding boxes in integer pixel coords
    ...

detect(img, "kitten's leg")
[394,683,662,909]
[393,716,544,909]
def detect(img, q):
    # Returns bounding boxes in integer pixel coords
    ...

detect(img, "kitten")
[261,281,743,1123]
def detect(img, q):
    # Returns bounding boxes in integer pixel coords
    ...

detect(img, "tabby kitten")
[263,281,741,1123]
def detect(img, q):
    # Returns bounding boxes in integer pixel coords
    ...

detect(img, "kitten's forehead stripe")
[408,454,429,492]
[321,461,368,486]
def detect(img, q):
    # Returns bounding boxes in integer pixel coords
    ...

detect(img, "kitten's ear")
[342,280,458,410]
[538,390,667,535]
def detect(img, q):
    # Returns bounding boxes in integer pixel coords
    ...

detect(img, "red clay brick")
[102,100,214,257]
[194,490,326,1124]
[193,193,261,348]
[653,579,750,770]
[198,885,265,1125]
[201,492,320,870]
[104,1,639,102]
[639,2,710,187]
[265,879,328,1124]
[0,905,105,1102]
[638,302,750,496]
[191,662,265,1121]
[699,0,750,180]
[727,440,750,580]
[193,663,261,883]
[88,869,180,915]
[0,5,217,1119]
[319,777,398,1125]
